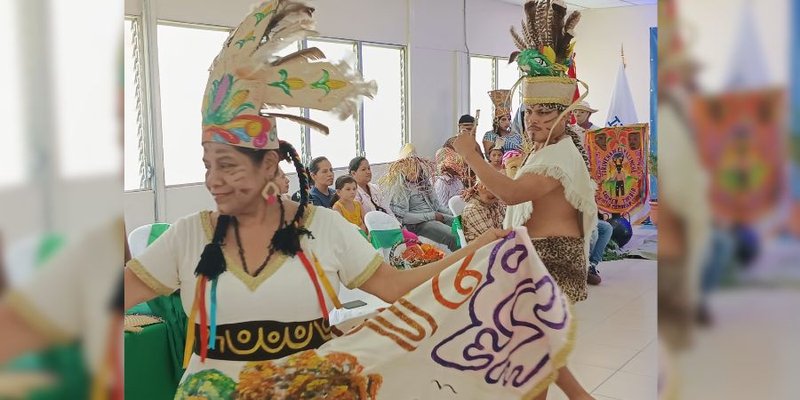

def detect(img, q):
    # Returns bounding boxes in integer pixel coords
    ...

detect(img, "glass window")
[53,0,121,178]
[469,56,495,144]
[269,42,303,174]
[124,18,145,191]
[157,23,230,186]
[497,59,522,114]
[0,0,24,187]
[361,44,405,164]
[271,107,304,174]
[306,39,358,168]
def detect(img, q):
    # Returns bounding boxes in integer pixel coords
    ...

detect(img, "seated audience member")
[488,146,504,171]
[482,90,523,155]
[461,180,506,243]
[348,157,395,217]
[379,145,457,251]
[331,175,368,235]
[276,169,291,201]
[308,156,336,208]
[433,147,467,208]
[502,149,524,178]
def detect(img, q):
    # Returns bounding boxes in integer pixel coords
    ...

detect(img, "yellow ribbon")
[182,278,203,368]
[312,254,343,310]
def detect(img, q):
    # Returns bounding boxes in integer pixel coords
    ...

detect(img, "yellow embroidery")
[126,258,174,296]
[200,207,319,291]
[213,320,331,356]
[347,254,384,289]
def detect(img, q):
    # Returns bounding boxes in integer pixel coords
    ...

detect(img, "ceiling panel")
[622,0,657,5]
[498,0,653,9]
[567,0,633,8]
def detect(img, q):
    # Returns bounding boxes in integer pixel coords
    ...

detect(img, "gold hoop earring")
[262,181,280,204]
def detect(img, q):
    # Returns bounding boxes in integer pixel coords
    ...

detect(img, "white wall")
[0,176,122,242]
[677,0,789,92]
[573,5,657,127]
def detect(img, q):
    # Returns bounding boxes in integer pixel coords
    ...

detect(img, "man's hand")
[452,133,478,159]
[469,228,512,249]
[435,213,445,222]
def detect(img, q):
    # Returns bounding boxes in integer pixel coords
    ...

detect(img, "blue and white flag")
[606,62,638,127]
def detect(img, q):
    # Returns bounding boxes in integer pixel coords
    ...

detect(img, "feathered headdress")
[507,0,589,150]
[202,0,377,150]
[508,0,583,107]
[488,89,512,119]
[187,0,373,366]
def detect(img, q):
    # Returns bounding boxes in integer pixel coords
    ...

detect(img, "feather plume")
[564,10,581,36]
[264,2,314,40]
[534,0,549,49]
[551,1,567,61]
[520,22,535,49]
[262,112,330,135]
[559,33,574,61]
[510,27,527,51]
[272,47,325,66]
[543,1,554,48]
[508,51,521,64]
[524,1,540,49]
[253,24,317,61]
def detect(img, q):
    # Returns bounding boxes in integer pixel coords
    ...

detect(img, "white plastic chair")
[448,195,467,217]
[128,223,171,258]
[364,211,451,255]
[4,234,62,287]
[364,211,402,232]
[364,211,403,261]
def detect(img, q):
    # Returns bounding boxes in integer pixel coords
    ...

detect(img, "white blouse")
[355,182,395,218]
[127,206,383,380]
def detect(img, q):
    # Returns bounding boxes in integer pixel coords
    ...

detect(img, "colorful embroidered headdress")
[488,89,512,120]
[508,0,588,148]
[202,1,376,150]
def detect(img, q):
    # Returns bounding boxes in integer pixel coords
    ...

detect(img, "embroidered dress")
[127,207,383,388]
[131,226,573,399]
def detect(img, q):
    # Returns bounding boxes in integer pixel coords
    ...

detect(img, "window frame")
[123,16,409,191]
[468,54,523,117]
[124,16,151,192]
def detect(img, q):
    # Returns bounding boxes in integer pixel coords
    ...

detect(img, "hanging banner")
[692,89,786,224]
[585,124,650,215]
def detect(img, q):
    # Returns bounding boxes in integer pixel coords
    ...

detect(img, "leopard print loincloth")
[532,236,588,303]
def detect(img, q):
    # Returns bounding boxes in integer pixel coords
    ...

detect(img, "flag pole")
[621,43,626,69]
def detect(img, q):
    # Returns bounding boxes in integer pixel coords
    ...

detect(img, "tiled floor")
[546,258,658,400]
[674,288,800,400]
[333,249,659,400]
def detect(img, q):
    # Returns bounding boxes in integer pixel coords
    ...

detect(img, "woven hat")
[508,0,583,107]
[573,100,598,113]
[507,0,589,147]
[488,89,512,119]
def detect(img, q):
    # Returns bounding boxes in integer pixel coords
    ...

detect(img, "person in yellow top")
[332,175,368,235]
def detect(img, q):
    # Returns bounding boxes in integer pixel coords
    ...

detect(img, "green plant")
[602,239,629,261]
